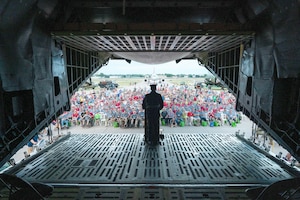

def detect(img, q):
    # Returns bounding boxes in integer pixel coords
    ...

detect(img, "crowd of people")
[56,82,242,130]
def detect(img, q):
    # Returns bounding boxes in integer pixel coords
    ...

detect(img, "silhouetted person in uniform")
[142,84,163,145]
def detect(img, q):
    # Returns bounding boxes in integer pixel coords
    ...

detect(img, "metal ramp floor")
[2,132,298,199]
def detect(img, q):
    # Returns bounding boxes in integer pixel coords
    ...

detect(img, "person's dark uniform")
[142,84,164,145]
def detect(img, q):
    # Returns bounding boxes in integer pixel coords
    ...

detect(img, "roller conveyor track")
[3,131,299,199]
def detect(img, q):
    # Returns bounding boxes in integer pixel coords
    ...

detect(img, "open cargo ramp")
[2,125,299,199]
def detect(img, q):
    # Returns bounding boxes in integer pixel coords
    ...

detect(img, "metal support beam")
[71,0,237,8]
[65,46,110,95]
[51,23,254,36]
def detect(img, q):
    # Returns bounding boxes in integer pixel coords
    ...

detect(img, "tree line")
[95,73,209,78]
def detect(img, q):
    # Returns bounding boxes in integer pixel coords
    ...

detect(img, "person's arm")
[159,95,164,110]
[142,96,146,109]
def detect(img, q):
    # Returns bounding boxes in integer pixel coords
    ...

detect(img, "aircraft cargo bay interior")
[0,0,300,199]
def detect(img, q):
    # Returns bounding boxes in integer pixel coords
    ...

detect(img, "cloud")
[97,60,211,75]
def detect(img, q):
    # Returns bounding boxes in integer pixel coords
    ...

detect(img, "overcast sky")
[97,59,211,75]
